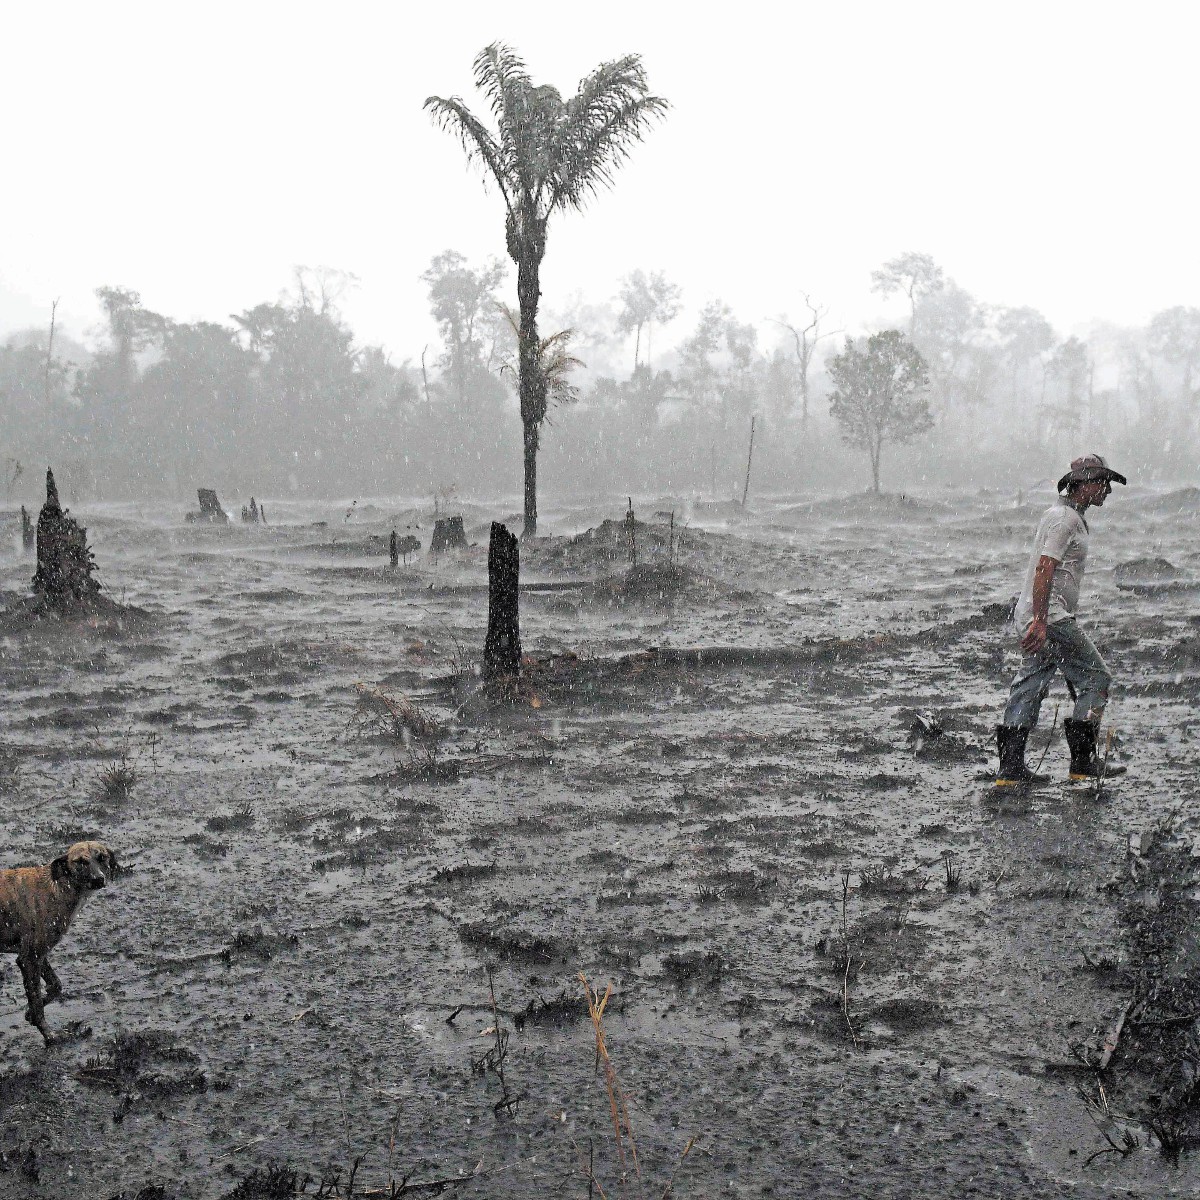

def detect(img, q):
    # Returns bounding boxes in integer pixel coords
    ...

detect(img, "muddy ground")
[1,485,1199,1198]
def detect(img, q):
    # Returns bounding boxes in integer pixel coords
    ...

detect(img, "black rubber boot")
[995,725,1049,787]
[1064,719,1127,781]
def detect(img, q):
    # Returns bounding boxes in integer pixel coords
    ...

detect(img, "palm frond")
[550,58,668,212]
[541,329,585,408]
[495,304,584,410]
[497,302,520,340]
[472,42,532,124]
[423,95,515,213]
[472,43,552,206]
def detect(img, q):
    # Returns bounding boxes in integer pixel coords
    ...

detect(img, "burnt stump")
[430,516,467,554]
[31,468,101,609]
[483,522,521,681]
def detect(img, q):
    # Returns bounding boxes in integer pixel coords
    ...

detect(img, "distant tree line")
[1,248,1197,503]
[4,37,1194,507]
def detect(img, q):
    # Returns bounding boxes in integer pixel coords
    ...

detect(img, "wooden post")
[483,522,521,680]
[741,414,756,508]
[43,299,57,408]
[624,497,636,567]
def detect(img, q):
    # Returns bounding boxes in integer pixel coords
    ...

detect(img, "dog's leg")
[17,951,53,1044]
[40,960,63,1004]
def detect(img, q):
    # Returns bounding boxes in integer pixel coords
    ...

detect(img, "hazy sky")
[2,1,1197,361]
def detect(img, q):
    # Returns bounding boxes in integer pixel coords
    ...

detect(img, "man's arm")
[1020,554,1058,654]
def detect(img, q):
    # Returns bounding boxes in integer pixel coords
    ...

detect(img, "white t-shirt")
[1013,499,1089,629]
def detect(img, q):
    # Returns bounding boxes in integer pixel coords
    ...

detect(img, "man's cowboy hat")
[1057,453,1128,493]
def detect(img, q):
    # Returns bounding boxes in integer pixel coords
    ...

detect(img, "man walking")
[995,454,1129,786]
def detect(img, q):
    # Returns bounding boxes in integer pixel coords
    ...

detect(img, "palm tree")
[426,44,667,537]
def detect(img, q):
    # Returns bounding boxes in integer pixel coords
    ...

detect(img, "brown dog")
[0,841,117,1043]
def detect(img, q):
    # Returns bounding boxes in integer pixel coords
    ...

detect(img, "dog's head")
[50,842,118,891]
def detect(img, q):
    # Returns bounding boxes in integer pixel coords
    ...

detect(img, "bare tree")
[290,266,359,316]
[771,292,841,439]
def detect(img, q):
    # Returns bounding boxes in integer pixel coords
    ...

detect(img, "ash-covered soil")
[1,486,1199,1197]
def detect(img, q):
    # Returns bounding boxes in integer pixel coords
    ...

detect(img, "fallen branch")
[213,1134,269,1161]
[1132,1008,1200,1029]
[839,868,860,1051]
[1077,1083,1139,1165]
[1098,998,1135,1071]
[357,1160,482,1195]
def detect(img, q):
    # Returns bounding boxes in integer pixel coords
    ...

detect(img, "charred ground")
[0,487,1198,1197]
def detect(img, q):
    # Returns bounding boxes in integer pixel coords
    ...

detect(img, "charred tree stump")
[20,506,34,553]
[187,488,229,524]
[483,522,521,681]
[430,515,467,554]
[31,468,100,608]
[389,529,399,568]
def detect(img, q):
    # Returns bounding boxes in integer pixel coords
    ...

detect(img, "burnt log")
[31,468,100,608]
[430,515,467,554]
[483,522,521,680]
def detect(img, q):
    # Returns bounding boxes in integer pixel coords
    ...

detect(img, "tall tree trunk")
[799,360,810,445]
[871,437,882,494]
[522,421,538,539]
[516,247,544,539]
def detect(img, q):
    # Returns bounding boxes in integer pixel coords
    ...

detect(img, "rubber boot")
[995,725,1049,787]
[1064,719,1127,781]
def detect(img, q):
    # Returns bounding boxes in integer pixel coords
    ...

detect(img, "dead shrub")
[349,682,441,742]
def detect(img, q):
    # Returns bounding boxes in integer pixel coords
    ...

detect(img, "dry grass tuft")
[349,682,441,742]
[580,971,639,1179]
[97,758,138,801]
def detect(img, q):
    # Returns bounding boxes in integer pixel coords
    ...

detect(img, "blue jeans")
[1003,618,1112,729]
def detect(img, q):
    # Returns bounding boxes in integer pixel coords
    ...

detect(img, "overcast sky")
[1,1,1196,361]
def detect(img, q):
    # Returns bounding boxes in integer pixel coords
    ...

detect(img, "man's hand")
[1021,554,1059,655]
[1021,617,1049,655]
